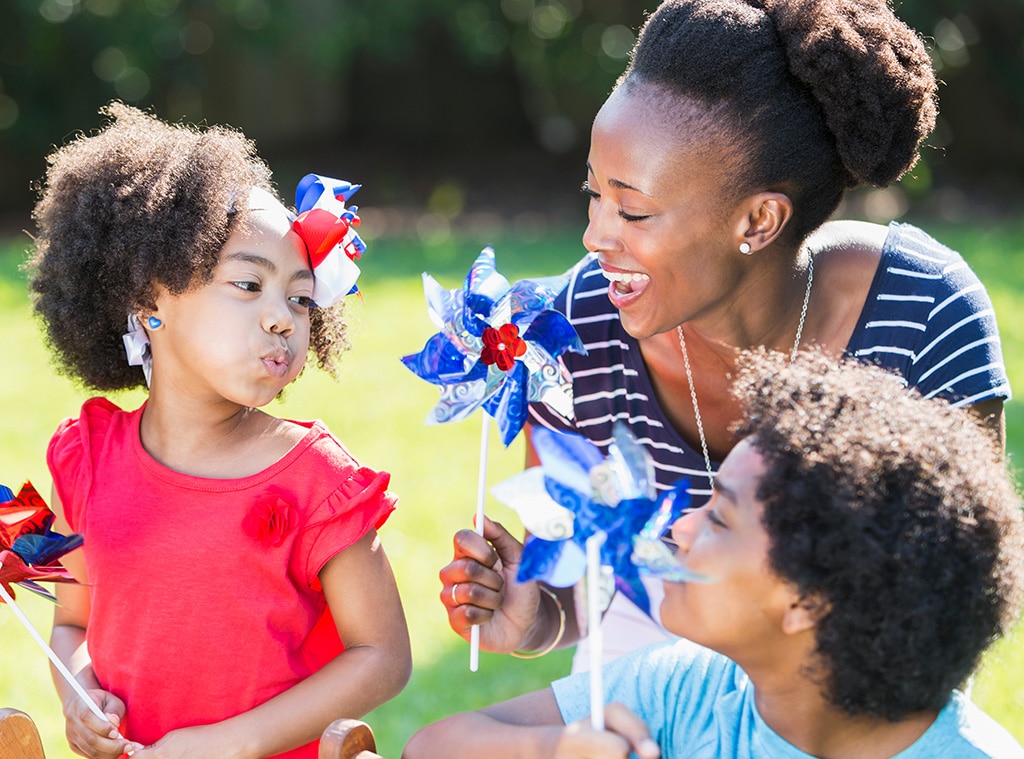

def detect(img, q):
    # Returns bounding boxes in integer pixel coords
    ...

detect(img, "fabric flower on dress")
[491,423,705,618]
[243,492,295,548]
[292,173,366,307]
[0,482,81,602]
[400,246,586,446]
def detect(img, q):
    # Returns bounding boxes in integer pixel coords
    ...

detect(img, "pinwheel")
[292,173,366,308]
[490,422,706,728]
[401,245,585,670]
[0,482,115,729]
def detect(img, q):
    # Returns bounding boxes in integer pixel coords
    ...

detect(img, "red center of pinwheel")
[480,324,527,372]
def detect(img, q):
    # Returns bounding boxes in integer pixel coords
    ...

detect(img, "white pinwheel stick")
[470,413,491,673]
[586,531,608,731]
[0,580,110,725]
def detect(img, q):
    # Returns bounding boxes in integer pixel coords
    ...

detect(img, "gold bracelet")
[511,585,566,659]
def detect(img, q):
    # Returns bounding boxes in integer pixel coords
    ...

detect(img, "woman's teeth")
[601,270,649,284]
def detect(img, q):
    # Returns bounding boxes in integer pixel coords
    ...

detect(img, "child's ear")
[781,594,829,635]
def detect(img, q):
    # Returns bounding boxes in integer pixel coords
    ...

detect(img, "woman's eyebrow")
[585,162,651,196]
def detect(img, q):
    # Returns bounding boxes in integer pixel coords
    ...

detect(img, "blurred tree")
[1,0,1021,220]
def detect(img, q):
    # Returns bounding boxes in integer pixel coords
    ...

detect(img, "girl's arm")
[133,528,411,759]
[49,489,140,759]
[403,689,658,759]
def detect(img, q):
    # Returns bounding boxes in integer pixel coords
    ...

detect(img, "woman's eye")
[619,210,652,222]
[289,295,314,309]
[581,181,599,199]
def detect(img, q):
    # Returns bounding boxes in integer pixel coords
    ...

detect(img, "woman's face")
[583,82,747,339]
[660,438,799,661]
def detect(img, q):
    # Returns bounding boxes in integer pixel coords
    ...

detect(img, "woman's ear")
[733,192,794,254]
[781,593,829,636]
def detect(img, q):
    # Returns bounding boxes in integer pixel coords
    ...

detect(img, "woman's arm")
[132,528,412,759]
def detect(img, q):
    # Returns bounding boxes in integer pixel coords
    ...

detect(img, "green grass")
[1,220,1023,757]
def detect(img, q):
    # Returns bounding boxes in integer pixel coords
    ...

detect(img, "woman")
[440,0,1010,670]
[411,353,1024,758]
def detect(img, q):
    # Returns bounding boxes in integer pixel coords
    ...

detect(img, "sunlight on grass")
[2,222,1023,757]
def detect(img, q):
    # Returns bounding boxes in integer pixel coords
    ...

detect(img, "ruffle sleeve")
[46,397,121,533]
[299,465,397,588]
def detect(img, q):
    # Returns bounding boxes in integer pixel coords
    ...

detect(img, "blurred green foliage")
[1,0,1022,217]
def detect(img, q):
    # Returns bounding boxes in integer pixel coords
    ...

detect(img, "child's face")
[660,439,799,660]
[148,191,313,408]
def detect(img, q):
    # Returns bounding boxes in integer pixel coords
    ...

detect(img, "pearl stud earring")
[739,242,752,255]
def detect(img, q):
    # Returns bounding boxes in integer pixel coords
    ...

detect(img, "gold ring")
[451,583,460,606]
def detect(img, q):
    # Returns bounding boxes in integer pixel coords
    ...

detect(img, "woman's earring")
[739,242,752,255]
[147,316,163,330]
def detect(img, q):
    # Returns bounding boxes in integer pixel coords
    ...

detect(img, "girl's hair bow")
[291,173,366,308]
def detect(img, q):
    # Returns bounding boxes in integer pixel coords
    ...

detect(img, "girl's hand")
[440,516,544,653]
[128,723,248,759]
[556,704,660,759]
[63,689,141,759]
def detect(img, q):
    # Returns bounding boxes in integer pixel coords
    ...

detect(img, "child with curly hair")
[28,102,412,759]
[408,350,1024,758]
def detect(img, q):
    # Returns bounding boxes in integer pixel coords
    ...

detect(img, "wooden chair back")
[319,718,385,759]
[0,708,46,759]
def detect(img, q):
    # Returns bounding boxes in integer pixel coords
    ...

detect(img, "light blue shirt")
[552,638,1024,758]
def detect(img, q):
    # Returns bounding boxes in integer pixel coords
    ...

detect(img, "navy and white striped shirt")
[529,222,1010,505]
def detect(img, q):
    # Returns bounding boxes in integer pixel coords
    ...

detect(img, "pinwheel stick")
[586,531,608,731]
[0,581,110,725]
[470,413,491,673]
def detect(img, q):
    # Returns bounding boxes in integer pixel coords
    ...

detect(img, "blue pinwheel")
[497,422,703,618]
[401,245,585,446]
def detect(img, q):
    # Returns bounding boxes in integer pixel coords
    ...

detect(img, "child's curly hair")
[733,349,1024,721]
[28,101,348,392]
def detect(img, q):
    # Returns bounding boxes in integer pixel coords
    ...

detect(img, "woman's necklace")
[676,256,814,485]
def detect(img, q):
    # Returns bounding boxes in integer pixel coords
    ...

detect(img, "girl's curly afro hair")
[28,101,348,392]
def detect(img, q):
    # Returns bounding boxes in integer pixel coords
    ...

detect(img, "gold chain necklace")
[676,256,814,485]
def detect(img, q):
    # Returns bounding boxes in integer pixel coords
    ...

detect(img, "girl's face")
[660,439,799,661]
[583,83,747,339]
[149,190,313,409]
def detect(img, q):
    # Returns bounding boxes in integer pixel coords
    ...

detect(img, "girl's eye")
[233,281,260,292]
[289,295,314,309]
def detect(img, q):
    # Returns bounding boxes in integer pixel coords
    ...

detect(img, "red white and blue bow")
[292,173,366,307]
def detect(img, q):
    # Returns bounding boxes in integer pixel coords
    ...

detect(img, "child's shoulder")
[53,396,137,441]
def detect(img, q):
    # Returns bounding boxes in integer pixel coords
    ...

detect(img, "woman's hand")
[556,704,660,759]
[440,516,546,653]
[62,689,141,759]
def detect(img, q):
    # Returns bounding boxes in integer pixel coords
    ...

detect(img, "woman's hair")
[732,349,1024,720]
[622,0,938,242]
[28,101,348,391]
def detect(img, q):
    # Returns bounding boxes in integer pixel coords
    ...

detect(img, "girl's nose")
[261,298,295,337]
[670,507,706,554]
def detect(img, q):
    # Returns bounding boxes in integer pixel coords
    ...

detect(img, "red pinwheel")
[0,481,119,729]
[0,481,80,602]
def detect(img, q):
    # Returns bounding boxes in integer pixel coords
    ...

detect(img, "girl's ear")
[733,192,794,254]
[782,593,829,635]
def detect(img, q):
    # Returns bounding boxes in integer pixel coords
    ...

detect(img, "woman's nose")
[581,198,619,255]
